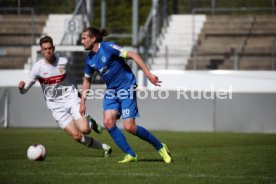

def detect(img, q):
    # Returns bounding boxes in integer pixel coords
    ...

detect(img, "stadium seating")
[40,14,83,45]
[0,15,47,69]
[152,15,206,70]
[186,15,276,70]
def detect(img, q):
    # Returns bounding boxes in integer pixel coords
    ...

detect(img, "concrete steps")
[0,15,47,69]
[40,14,83,45]
[186,15,276,70]
[152,14,206,69]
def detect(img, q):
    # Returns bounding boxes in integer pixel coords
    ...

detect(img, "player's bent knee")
[75,118,91,134]
[71,132,82,141]
[103,119,115,129]
[80,126,90,134]
[124,124,136,134]
[123,119,136,134]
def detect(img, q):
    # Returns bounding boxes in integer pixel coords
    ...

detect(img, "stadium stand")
[40,14,83,45]
[186,15,276,70]
[0,15,47,69]
[152,15,206,70]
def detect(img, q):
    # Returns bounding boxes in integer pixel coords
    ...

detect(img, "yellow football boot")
[118,154,138,163]
[158,143,172,163]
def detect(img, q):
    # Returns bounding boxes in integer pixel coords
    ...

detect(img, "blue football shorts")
[103,89,140,120]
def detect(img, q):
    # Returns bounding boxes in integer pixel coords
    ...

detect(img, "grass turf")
[0,128,276,184]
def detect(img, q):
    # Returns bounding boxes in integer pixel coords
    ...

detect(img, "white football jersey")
[22,57,78,102]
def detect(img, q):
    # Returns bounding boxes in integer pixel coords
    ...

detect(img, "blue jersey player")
[80,27,172,163]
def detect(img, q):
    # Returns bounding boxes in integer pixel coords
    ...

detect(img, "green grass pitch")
[0,128,276,184]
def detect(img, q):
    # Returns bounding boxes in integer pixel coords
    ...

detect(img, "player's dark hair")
[39,36,53,46]
[83,27,108,42]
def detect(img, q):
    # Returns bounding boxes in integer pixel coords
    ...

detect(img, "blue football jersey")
[84,42,136,90]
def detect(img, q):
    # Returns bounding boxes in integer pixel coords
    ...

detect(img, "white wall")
[1,87,276,133]
[1,70,276,132]
[138,70,276,92]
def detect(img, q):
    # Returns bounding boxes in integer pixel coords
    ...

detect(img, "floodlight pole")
[151,0,158,58]
[211,0,216,15]
[17,0,21,15]
[86,0,93,26]
[273,0,275,15]
[101,0,106,28]
[132,0,138,47]
[132,0,139,78]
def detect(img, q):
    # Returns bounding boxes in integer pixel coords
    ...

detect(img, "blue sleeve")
[84,56,95,78]
[107,42,128,58]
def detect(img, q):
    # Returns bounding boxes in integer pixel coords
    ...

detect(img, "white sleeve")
[20,64,38,94]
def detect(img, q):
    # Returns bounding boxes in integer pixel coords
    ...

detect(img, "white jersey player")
[18,36,112,157]
[21,56,78,107]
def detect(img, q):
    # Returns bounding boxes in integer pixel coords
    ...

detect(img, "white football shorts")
[47,92,82,129]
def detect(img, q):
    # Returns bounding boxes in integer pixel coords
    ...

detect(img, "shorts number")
[122,109,130,117]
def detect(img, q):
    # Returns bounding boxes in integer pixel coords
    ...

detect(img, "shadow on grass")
[138,158,163,163]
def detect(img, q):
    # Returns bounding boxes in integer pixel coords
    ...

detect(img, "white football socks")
[102,144,110,150]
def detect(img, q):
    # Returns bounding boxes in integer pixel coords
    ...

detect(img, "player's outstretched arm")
[18,81,26,94]
[18,77,36,94]
[80,76,92,116]
[127,51,162,87]
[19,64,38,94]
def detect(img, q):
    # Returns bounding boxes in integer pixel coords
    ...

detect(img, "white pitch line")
[1,172,276,180]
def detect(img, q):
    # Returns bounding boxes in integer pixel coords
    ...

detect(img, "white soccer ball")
[27,144,46,161]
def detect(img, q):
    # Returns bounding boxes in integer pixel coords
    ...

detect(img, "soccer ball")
[27,144,46,161]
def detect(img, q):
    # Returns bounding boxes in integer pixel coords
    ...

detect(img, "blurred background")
[0,0,276,132]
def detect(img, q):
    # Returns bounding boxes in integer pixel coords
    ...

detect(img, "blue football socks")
[135,125,163,150]
[108,126,136,157]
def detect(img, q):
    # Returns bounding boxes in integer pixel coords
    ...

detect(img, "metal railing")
[138,0,169,68]
[272,38,276,70]
[60,0,90,45]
